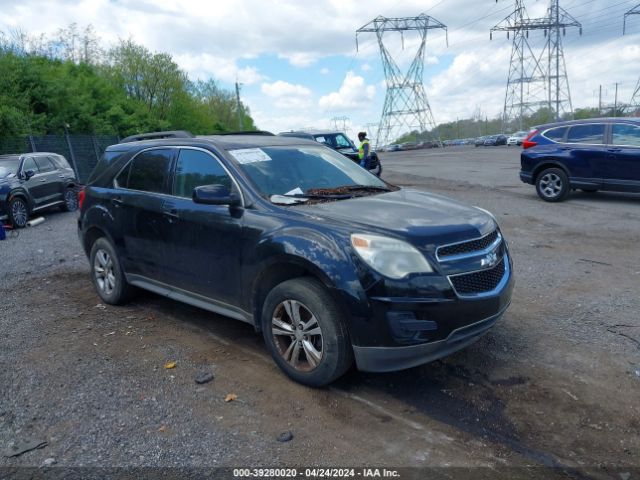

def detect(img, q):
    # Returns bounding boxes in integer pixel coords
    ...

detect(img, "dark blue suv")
[78,131,513,386]
[520,118,640,201]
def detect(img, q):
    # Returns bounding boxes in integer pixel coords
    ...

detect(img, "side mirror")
[193,184,241,207]
[23,169,35,180]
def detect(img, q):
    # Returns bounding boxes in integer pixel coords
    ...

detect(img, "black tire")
[535,167,570,202]
[89,237,135,305]
[8,197,29,228]
[368,157,382,177]
[261,277,353,387]
[61,187,78,212]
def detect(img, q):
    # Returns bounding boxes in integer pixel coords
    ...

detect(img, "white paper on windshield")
[270,195,307,205]
[229,148,272,164]
[284,187,304,195]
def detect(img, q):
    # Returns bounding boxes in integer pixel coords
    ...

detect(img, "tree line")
[0,25,256,138]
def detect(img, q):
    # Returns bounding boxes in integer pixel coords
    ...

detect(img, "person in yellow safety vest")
[357,132,370,169]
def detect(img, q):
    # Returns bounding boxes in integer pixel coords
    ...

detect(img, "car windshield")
[0,158,20,177]
[229,145,388,201]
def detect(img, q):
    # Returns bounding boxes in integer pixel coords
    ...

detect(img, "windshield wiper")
[342,184,392,192]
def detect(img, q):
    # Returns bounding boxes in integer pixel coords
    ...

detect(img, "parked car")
[399,142,418,150]
[507,131,528,146]
[520,118,640,202]
[474,136,487,147]
[278,130,381,176]
[385,144,401,152]
[0,152,79,227]
[78,131,514,386]
[484,135,508,146]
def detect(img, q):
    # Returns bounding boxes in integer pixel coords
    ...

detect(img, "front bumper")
[520,171,534,184]
[353,304,509,372]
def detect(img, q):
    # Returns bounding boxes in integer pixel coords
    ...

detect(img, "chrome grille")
[449,258,506,296]
[437,230,499,259]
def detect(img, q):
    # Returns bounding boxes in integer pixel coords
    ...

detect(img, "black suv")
[78,131,513,386]
[278,130,382,176]
[0,153,79,227]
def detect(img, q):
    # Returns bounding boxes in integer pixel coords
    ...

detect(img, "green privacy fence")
[0,134,120,183]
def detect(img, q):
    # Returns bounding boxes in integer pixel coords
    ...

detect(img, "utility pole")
[614,82,619,117]
[356,14,447,148]
[598,85,602,115]
[235,81,243,131]
[624,5,640,114]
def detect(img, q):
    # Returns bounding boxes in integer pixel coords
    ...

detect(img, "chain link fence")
[0,134,120,183]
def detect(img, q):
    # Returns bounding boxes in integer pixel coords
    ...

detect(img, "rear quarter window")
[542,127,567,142]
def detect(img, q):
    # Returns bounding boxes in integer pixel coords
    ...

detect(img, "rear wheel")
[8,197,28,228]
[61,187,78,212]
[535,168,570,202]
[89,237,135,305]
[368,156,382,177]
[261,277,352,387]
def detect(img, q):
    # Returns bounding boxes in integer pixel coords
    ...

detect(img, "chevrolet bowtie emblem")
[481,251,499,268]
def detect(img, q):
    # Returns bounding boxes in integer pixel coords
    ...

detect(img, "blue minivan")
[520,118,640,201]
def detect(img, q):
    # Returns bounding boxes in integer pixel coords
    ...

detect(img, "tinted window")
[333,134,352,148]
[50,155,71,169]
[543,127,567,142]
[126,149,174,194]
[34,156,56,173]
[612,124,640,146]
[22,157,38,173]
[566,124,604,144]
[173,149,231,198]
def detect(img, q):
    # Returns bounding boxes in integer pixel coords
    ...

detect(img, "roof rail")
[213,130,275,136]
[119,130,195,144]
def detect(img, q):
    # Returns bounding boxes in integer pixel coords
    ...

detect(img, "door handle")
[162,209,179,221]
[607,148,621,153]
[40,178,47,182]
[111,197,123,207]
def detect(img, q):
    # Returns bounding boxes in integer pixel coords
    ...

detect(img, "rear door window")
[34,156,56,173]
[121,149,174,194]
[612,123,640,147]
[172,149,232,198]
[566,124,605,145]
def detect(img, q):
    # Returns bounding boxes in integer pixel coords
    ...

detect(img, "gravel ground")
[1,149,639,478]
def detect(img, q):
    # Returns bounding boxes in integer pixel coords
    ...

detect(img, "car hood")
[299,189,495,249]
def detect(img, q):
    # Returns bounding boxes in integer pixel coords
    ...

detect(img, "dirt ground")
[1,147,638,479]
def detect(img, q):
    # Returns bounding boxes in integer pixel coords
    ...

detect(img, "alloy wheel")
[65,189,78,211]
[539,172,563,198]
[271,299,323,372]
[11,199,28,227]
[93,249,116,295]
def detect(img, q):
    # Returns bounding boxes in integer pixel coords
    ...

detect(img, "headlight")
[350,234,433,279]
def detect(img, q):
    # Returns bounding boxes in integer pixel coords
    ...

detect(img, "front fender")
[245,227,370,318]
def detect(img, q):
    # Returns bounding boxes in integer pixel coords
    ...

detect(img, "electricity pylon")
[492,0,581,125]
[624,4,640,114]
[491,1,548,131]
[356,14,447,147]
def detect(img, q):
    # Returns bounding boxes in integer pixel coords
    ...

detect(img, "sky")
[1,0,640,142]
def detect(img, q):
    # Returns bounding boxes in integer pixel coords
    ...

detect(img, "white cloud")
[173,53,266,85]
[319,71,376,111]
[261,81,312,98]
[277,52,318,68]
[361,63,372,72]
[320,67,330,75]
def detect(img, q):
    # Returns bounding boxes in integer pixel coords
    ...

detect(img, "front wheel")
[535,168,570,202]
[261,277,352,387]
[8,197,29,228]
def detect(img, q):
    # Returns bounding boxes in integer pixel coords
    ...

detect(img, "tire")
[261,277,353,387]
[61,187,78,212]
[89,237,135,305]
[535,167,570,202]
[368,156,382,177]
[8,197,29,228]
